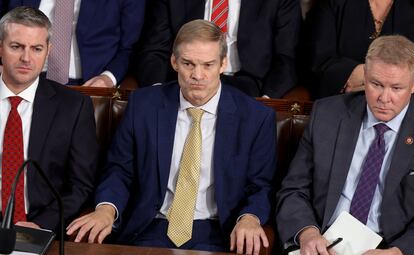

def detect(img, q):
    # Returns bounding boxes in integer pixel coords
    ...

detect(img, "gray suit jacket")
[276,92,414,253]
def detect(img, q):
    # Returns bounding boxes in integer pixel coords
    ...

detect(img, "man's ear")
[47,43,51,58]
[220,57,227,74]
[171,54,178,71]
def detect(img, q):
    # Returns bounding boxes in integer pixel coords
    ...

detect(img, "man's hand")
[363,247,403,255]
[298,227,333,255]
[345,64,365,93]
[66,204,115,243]
[83,75,114,88]
[230,214,269,255]
[15,221,40,229]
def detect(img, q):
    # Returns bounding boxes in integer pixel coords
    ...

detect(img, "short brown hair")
[0,6,51,43]
[366,35,414,72]
[172,19,227,61]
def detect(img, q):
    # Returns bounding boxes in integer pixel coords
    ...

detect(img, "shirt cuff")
[101,71,117,87]
[96,202,119,221]
[237,213,261,225]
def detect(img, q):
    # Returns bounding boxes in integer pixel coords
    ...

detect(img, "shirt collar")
[0,74,39,103]
[179,84,222,115]
[363,103,409,133]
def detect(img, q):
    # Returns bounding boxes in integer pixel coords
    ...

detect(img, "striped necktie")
[211,0,229,32]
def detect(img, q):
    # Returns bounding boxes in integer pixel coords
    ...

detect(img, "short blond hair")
[172,19,227,61]
[366,35,414,72]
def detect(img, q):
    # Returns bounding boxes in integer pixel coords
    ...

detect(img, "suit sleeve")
[238,109,277,224]
[105,0,146,83]
[275,101,322,243]
[134,0,175,87]
[391,225,414,254]
[262,0,301,98]
[33,96,98,231]
[94,93,137,222]
[306,0,360,98]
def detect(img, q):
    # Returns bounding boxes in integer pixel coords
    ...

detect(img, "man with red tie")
[135,0,301,98]
[0,6,98,231]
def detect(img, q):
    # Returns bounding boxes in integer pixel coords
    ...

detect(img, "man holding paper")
[276,35,414,255]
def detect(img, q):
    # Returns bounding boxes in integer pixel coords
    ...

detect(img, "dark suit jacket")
[95,81,277,243]
[135,0,301,98]
[276,92,414,253]
[6,0,146,83]
[25,78,98,231]
[304,0,414,98]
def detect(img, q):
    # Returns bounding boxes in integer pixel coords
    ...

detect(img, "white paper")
[11,252,37,255]
[289,211,383,255]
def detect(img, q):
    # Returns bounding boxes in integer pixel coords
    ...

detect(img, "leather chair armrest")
[260,224,275,255]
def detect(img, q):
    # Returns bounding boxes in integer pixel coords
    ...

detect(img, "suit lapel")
[213,86,238,223]
[381,97,414,231]
[157,85,180,197]
[28,79,58,162]
[322,96,367,229]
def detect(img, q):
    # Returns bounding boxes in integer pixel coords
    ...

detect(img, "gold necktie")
[167,108,204,247]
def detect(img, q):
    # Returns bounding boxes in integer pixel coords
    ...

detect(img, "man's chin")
[373,111,395,122]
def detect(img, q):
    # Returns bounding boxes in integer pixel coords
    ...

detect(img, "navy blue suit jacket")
[6,0,145,83]
[95,82,277,243]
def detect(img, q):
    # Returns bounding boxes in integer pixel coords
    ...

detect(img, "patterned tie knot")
[9,96,23,109]
[374,123,390,137]
[187,108,204,123]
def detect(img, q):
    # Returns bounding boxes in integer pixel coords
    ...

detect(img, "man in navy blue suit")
[4,0,145,87]
[67,20,276,255]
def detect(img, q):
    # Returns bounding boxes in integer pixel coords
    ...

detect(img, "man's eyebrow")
[9,41,45,48]
[180,57,193,63]
[31,44,45,48]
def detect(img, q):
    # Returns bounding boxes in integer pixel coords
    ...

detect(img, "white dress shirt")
[39,0,117,85]
[0,75,39,213]
[100,85,222,222]
[204,0,241,75]
[158,86,222,219]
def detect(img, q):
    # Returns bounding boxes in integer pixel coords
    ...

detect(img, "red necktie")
[2,96,26,223]
[211,0,229,32]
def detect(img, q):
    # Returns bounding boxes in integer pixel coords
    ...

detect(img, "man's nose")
[191,65,203,80]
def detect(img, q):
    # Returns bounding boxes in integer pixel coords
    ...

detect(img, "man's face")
[365,59,414,122]
[0,23,49,92]
[171,40,226,106]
